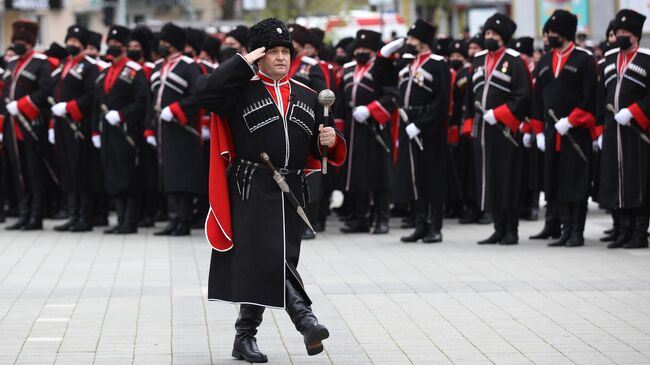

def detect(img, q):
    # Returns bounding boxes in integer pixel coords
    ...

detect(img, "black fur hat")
[107,25,131,46]
[353,29,383,52]
[288,23,310,47]
[483,13,517,44]
[468,34,484,49]
[87,30,102,50]
[11,19,39,45]
[202,35,222,62]
[249,18,294,54]
[46,42,69,60]
[130,25,154,61]
[407,19,437,47]
[185,27,205,53]
[226,25,249,49]
[160,23,186,51]
[65,25,89,47]
[512,36,534,57]
[307,27,325,49]
[614,9,646,39]
[544,9,577,41]
[448,39,468,58]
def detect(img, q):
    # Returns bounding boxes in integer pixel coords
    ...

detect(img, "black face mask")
[127,50,142,61]
[449,59,464,71]
[220,46,238,62]
[616,36,632,51]
[484,39,500,52]
[401,44,417,55]
[543,44,553,53]
[333,55,349,66]
[106,45,122,58]
[547,35,562,49]
[66,45,81,57]
[158,45,170,58]
[354,52,371,65]
[183,51,195,58]
[13,43,27,56]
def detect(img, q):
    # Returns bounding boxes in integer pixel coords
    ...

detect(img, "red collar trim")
[257,70,290,85]
[554,42,575,58]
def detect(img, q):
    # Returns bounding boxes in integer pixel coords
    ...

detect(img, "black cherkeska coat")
[394,51,451,204]
[463,47,531,212]
[150,54,205,195]
[50,55,99,195]
[1,52,53,192]
[92,58,149,195]
[196,54,345,308]
[530,45,597,203]
[597,46,650,209]
[334,57,397,193]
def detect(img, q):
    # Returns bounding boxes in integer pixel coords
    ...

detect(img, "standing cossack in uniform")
[597,9,650,249]
[149,23,205,236]
[49,25,100,232]
[529,10,597,247]
[395,20,452,243]
[336,29,397,234]
[463,14,531,245]
[1,20,54,231]
[196,19,346,363]
[91,25,150,234]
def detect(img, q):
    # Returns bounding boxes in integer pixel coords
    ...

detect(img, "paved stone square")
[1,204,650,364]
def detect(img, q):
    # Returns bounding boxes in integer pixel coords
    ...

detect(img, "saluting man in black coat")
[463,14,532,245]
[2,20,53,231]
[597,9,650,249]
[49,25,100,232]
[529,10,597,248]
[91,25,150,234]
[196,18,346,363]
[149,23,205,236]
[394,20,452,244]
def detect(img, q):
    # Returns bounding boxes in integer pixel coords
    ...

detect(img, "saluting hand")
[319,125,336,148]
[244,47,266,65]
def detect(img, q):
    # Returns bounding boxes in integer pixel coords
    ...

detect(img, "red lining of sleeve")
[327,134,347,167]
[17,96,39,120]
[334,118,345,133]
[567,107,596,128]
[367,101,391,125]
[143,129,155,138]
[169,102,188,126]
[0,115,4,134]
[461,118,473,135]
[448,125,459,144]
[629,103,650,130]
[66,100,83,122]
[49,119,54,129]
[529,119,544,135]
[493,104,519,133]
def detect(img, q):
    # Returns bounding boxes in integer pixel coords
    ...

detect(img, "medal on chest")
[501,61,508,74]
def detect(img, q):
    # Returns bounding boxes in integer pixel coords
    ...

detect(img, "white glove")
[522,133,532,148]
[48,128,55,144]
[554,117,572,136]
[201,126,210,141]
[146,135,157,147]
[92,135,101,149]
[0,133,3,143]
[615,108,632,126]
[352,105,370,123]
[598,135,603,150]
[51,102,67,117]
[105,110,121,126]
[380,38,405,57]
[160,106,174,122]
[483,109,497,125]
[592,139,600,152]
[6,101,18,116]
[406,123,421,139]
[536,133,546,152]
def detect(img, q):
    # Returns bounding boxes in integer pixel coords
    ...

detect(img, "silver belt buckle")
[278,168,290,175]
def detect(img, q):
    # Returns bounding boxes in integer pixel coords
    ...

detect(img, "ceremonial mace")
[318,89,336,175]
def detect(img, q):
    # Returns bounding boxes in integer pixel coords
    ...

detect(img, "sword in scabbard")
[547,109,588,163]
[47,97,85,140]
[474,101,519,147]
[398,108,423,151]
[260,152,315,234]
[154,105,200,138]
[100,104,137,148]
[606,104,650,145]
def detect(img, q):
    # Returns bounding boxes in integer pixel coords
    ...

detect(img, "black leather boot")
[154,218,178,236]
[22,217,43,230]
[529,220,561,239]
[548,204,572,247]
[548,226,571,246]
[340,219,370,233]
[171,221,191,236]
[608,211,632,249]
[478,211,505,244]
[601,210,620,242]
[285,279,329,356]
[624,212,649,249]
[500,211,518,245]
[5,215,29,230]
[54,216,78,232]
[232,304,268,363]
[372,219,389,234]
[69,218,92,232]
[566,203,586,247]
[423,204,442,243]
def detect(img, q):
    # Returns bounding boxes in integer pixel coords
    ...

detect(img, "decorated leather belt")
[233,158,306,202]
[404,105,430,113]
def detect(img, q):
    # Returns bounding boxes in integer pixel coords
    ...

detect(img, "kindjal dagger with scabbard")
[474,101,519,147]
[547,109,588,163]
[606,104,650,145]
[154,105,200,138]
[47,97,85,140]
[398,108,423,151]
[260,152,315,233]
[4,97,60,186]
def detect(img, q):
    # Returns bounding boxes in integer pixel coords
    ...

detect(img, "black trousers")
[619,207,650,239]
[558,200,587,235]
[353,190,390,224]
[167,193,194,224]
[63,191,92,223]
[112,193,140,228]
